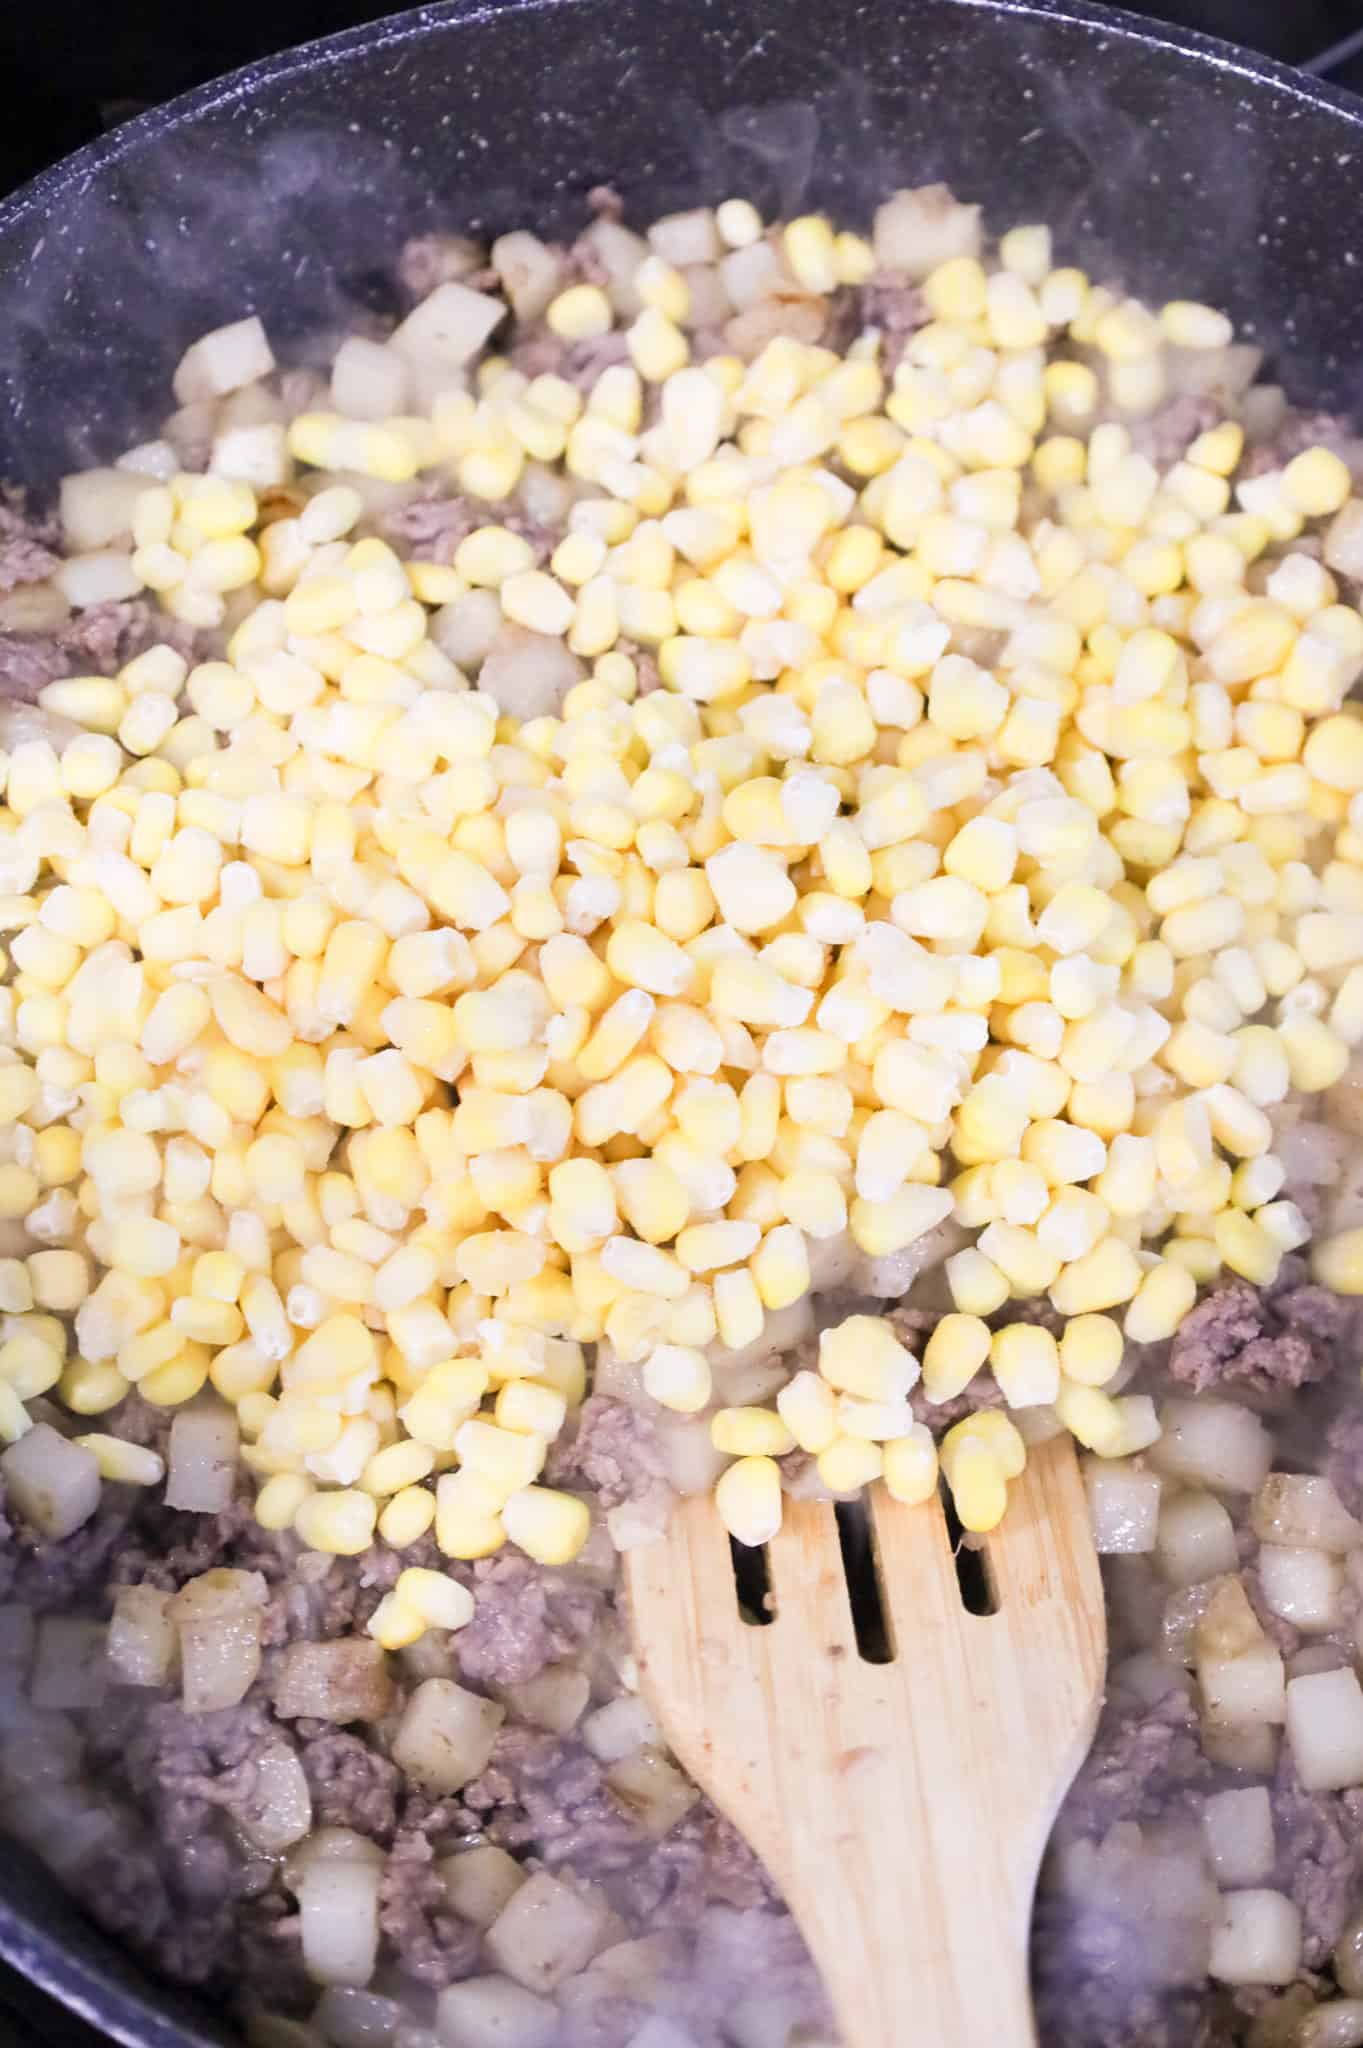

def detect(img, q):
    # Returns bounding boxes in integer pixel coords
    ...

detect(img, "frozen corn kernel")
[940,1435,1007,1533]
[715,1455,783,1547]
[294,1489,378,1556]
[711,1406,796,1457]
[989,1323,1060,1408]
[642,1344,712,1414]
[920,1314,991,1405]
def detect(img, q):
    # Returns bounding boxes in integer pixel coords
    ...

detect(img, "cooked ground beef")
[856,269,927,372]
[1167,1277,1344,1398]
[549,1395,672,1512]
[0,598,200,699]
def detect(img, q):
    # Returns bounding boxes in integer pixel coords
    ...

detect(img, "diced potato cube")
[2,1426,101,1541]
[1083,1458,1161,1555]
[1149,1399,1272,1495]
[605,1746,698,1839]
[391,1679,504,1795]
[1285,1667,1363,1791]
[107,1585,178,1688]
[1251,1475,1363,1553]
[273,1640,395,1724]
[1209,1889,1302,1986]
[581,1695,661,1764]
[1200,1643,1286,1729]
[298,1858,381,1989]
[390,283,506,376]
[1156,1491,1238,1587]
[1256,1545,1342,1634]
[484,1871,616,1994]
[1201,1786,1275,1888]
[60,468,155,550]
[439,1844,528,1930]
[173,316,276,404]
[435,1974,558,2048]
[499,1662,590,1737]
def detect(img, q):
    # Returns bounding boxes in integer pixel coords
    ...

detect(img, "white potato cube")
[1201,1718,1281,1776]
[1084,1458,1161,1555]
[484,1870,616,1994]
[1257,1546,1342,1634]
[391,1679,504,1795]
[107,1585,178,1688]
[1326,499,1363,581]
[165,1402,240,1513]
[330,337,411,423]
[490,232,565,324]
[605,1747,698,1838]
[30,1619,107,1710]
[169,1568,267,1715]
[173,315,276,404]
[1150,1399,1272,1495]
[647,209,721,266]
[1286,1667,1363,1791]
[501,1663,590,1736]
[311,1987,403,2048]
[625,2024,699,2048]
[1202,1786,1275,1887]
[582,1695,661,1764]
[435,1974,558,2048]
[1,1426,101,1540]
[1252,1475,1363,1552]
[439,1844,527,1930]
[211,423,290,489]
[872,185,982,277]
[298,1858,381,1989]
[54,551,143,608]
[1156,1491,1239,1587]
[59,467,155,549]
[239,1741,313,1855]
[1200,1643,1286,1727]
[1209,1889,1302,1986]
[390,282,505,376]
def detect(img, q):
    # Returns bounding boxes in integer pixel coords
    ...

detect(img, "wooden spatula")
[623,1433,1106,2047]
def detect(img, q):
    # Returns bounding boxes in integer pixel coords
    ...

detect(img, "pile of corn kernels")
[6,188,1363,1646]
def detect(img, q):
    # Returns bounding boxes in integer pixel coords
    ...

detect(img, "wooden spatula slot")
[626,1433,1105,2046]
[832,1498,894,1665]
[940,1480,999,1617]
[728,1533,776,1627]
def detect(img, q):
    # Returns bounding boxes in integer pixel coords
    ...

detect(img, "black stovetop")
[2,0,1363,2040]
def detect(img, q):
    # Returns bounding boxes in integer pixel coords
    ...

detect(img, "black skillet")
[3,0,1363,2038]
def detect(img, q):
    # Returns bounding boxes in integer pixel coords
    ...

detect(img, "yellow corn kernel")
[1123,1260,1198,1344]
[367,1593,426,1650]
[940,1435,1007,1533]
[989,1322,1060,1407]
[1053,1379,1124,1455]
[380,1485,439,1549]
[711,1406,796,1458]
[255,1472,315,1532]
[393,1567,475,1633]
[1213,1208,1282,1286]
[715,1454,783,1546]
[882,1425,939,1506]
[1049,1237,1143,1316]
[72,1434,164,1486]
[920,1313,992,1405]
[293,1488,378,1556]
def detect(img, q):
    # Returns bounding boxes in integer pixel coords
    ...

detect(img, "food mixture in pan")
[2,179,1363,2046]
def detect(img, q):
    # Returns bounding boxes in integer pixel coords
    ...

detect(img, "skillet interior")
[3,0,1363,2038]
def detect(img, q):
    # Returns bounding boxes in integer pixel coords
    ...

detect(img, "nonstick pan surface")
[2,0,1363,2039]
